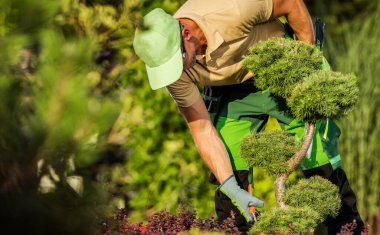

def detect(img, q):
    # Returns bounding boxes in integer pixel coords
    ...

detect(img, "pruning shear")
[248,167,260,222]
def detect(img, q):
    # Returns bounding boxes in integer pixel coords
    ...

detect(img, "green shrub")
[0,18,120,235]
[288,70,359,122]
[250,206,321,234]
[284,176,341,221]
[241,36,351,234]
[240,130,298,175]
[243,38,323,98]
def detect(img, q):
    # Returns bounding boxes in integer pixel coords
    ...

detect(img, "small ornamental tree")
[240,38,358,233]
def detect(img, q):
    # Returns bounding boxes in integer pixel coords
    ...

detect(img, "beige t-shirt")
[167,0,285,107]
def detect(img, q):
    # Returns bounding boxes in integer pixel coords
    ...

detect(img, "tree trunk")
[274,122,316,208]
[274,173,289,208]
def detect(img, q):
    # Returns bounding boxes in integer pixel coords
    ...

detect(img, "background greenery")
[0,0,379,233]
[308,0,380,226]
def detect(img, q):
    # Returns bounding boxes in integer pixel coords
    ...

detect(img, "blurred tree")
[0,0,120,234]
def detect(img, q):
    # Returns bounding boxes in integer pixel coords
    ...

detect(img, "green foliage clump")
[288,71,359,122]
[240,130,298,175]
[250,206,321,234]
[56,0,143,95]
[243,37,323,98]
[284,176,341,221]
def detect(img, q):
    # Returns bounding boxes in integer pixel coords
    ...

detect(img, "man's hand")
[218,175,264,222]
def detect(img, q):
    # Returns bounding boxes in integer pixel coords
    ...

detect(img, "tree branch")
[274,122,316,208]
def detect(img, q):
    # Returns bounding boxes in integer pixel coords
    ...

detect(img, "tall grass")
[326,4,380,221]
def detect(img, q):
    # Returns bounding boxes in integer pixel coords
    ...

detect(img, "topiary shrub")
[250,206,321,234]
[240,130,298,176]
[243,38,323,98]
[241,37,359,234]
[284,176,341,221]
[243,37,359,124]
[288,70,359,122]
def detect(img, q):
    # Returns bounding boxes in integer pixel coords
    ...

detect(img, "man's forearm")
[179,96,233,184]
[272,0,314,44]
[187,119,233,183]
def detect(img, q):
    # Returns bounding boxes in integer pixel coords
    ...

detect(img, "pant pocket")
[319,119,342,169]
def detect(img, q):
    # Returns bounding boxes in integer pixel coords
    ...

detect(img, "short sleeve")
[166,74,201,107]
[237,0,273,26]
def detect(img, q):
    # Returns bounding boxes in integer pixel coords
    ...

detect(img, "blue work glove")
[218,175,264,222]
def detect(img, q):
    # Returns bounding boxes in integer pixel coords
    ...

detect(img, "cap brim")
[146,47,183,90]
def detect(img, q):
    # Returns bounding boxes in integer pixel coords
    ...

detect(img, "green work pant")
[204,84,342,171]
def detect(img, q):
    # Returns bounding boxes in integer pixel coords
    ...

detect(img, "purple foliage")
[145,209,194,234]
[101,208,240,235]
[338,220,369,235]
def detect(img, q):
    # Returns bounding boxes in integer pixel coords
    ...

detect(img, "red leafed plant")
[100,208,240,235]
[338,220,369,235]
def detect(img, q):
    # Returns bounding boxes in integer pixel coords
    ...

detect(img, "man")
[133,0,364,233]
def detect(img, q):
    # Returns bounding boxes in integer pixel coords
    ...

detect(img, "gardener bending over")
[133,0,364,233]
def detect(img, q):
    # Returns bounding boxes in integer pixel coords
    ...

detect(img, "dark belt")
[203,79,258,125]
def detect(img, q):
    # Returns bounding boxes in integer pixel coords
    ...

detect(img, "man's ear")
[183,27,191,41]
